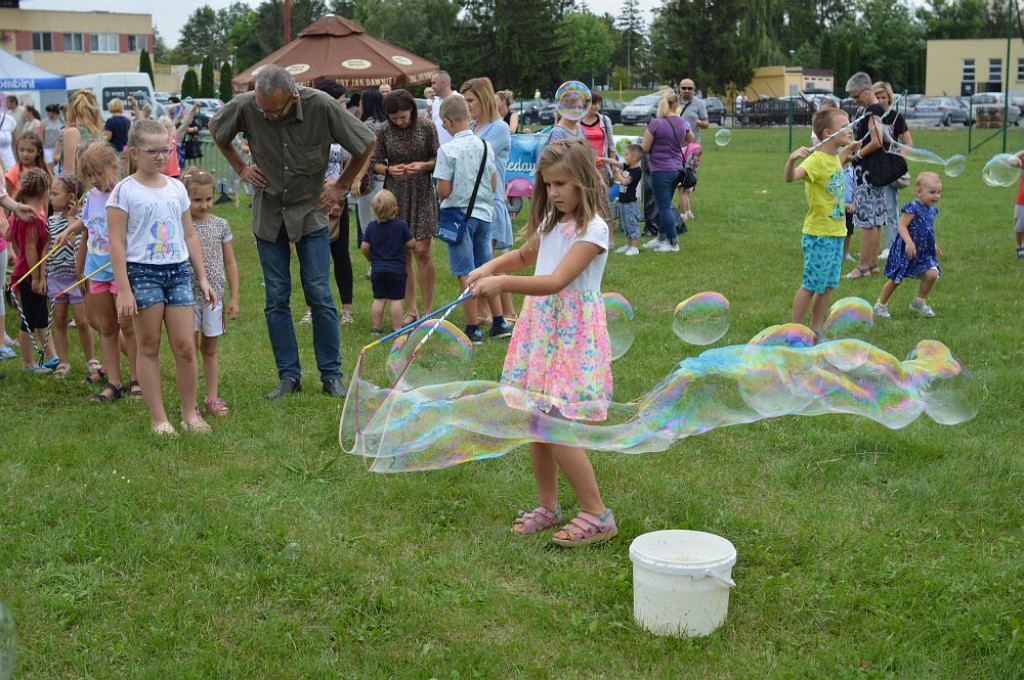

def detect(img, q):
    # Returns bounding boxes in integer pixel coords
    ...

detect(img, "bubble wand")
[54,262,110,298]
[10,243,61,289]
[342,288,473,455]
[812,92,905,151]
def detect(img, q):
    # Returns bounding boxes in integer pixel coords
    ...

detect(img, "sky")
[25,0,661,48]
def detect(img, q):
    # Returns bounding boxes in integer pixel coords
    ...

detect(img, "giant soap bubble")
[604,292,635,360]
[554,81,591,122]
[0,601,15,680]
[673,292,730,345]
[982,153,1022,187]
[386,320,473,388]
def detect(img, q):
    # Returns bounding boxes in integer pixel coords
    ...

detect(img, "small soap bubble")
[821,297,874,341]
[386,320,473,388]
[714,128,732,147]
[554,81,591,122]
[982,153,1022,187]
[603,293,635,360]
[943,154,966,178]
[672,292,730,345]
[0,601,15,680]
[615,137,637,157]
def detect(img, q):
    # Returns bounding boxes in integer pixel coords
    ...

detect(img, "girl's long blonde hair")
[525,138,608,239]
[64,89,104,138]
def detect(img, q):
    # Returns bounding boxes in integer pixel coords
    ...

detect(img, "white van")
[65,72,157,119]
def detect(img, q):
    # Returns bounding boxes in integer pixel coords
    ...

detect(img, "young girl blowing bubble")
[47,174,100,379]
[873,172,943,319]
[467,138,617,547]
[181,166,239,417]
[107,120,215,436]
[56,140,140,401]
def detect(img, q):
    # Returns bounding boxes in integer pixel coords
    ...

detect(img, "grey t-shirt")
[679,98,708,144]
[210,87,374,242]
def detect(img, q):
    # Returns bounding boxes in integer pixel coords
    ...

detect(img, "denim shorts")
[448,216,493,276]
[801,234,844,294]
[619,201,640,240]
[127,261,195,310]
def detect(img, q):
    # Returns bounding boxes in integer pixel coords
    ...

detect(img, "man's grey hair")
[845,72,872,93]
[433,70,451,88]
[256,65,297,98]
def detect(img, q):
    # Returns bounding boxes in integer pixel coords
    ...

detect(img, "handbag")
[860,149,908,187]
[436,139,488,245]
[183,132,203,160]
[666,116,696,189]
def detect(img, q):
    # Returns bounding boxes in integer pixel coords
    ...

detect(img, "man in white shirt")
[430,70,460,146]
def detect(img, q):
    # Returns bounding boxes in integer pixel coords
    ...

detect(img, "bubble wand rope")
[5,278,54,365]
[341,287,472,456]
[54,263,110,298]
[10,243,60,289]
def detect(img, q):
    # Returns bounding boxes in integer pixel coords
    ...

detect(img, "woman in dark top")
[370,89,439,321]
[103,98,131,153]
[874,80,914,259]
[496,90,519,134]
[845,71,888,279]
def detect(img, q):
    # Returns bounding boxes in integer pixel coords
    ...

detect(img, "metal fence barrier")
[181,132,249,204]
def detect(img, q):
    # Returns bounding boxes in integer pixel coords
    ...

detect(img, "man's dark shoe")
[322,377,348,398]
[266,377,301,399]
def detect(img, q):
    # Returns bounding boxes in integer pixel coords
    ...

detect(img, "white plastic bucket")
[629,530,737,637]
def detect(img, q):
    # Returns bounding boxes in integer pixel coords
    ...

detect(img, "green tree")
[559,11,617,89]
[650,0,753,92]
[917,0,987,38]
[219,61,234,102]
[200,55,216,98]
[181,68,201,99]
[138,50,154,86]
[228,0,329,72]
[615,0,646,83]
[178,5,223,63]
[742,0,785,67]
[152,27,171,64]
[351,0,464,83]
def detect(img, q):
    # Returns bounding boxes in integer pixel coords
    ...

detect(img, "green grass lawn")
[2,128,1022,678]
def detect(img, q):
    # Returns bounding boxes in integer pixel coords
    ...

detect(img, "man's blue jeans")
[256,225,341,382]
[650,170,680,244]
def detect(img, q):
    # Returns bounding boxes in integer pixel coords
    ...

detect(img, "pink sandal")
[511,506,563,535]
[552,509,618,547]
[205,397,230,417]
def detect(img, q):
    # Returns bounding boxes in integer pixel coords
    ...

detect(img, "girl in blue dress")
[873,172,943,318]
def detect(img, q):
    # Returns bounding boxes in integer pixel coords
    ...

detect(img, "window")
[31,32,52,52]
[127,34,149,53]
[63,33,84,52]
[89,33,118,53]
[989,58,1002,83]
[1017,58,1024,82]
[963,59,975,82]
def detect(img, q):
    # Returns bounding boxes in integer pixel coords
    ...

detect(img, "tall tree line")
[170,0,1022,97]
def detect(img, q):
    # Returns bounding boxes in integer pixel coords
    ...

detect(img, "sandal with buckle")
[511,505,564,535]
[25,364,52,374]
[82,360,105,385]
[204,397,229,417]
[844,266,872,280]
[89,382,123,403]
[868,265,881,276]
[0,347,16,360]
[552,509,618,547]
[401,312,419,326]
[53,361,72,378]
[128,379,143,401]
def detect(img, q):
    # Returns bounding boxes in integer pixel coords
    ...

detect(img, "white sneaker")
[300,310,312,324]
[684,211,694,221]
[614,244,629,254]
[909,298,935,317]
[624,247,639,256]
[655,242,680,252]
[879,248,890,260]
[642,238,665,250]
[844,253,856,262]
[872,302,891,319]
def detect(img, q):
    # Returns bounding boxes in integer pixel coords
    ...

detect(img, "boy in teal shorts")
[784,107,860,338]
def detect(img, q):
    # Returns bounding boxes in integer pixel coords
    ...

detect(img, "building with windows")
[741,66,835,100]
[926,38,1024,97]
[0,6,152,76]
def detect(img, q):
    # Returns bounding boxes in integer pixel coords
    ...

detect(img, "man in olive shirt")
[211,65,375,399]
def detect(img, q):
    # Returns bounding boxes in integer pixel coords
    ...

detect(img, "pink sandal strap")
[512,505,563,534]
[552,510,618,546]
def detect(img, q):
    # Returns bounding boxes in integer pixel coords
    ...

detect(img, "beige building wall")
[742,66,833,100]
[926,38,1024,96]
[0,9,152,76]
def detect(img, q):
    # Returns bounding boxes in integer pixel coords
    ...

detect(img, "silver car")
[907,97,969,126]
[619,93,662,125]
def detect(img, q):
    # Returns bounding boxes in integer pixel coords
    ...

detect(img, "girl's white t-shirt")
[534,215,609,292]
[107,175,191,265]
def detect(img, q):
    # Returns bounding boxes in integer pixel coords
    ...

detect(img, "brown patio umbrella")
[231,15,439,94]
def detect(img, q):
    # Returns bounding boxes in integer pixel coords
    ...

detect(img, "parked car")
[703,96,725,125]
[968,92,1021,126]
[619,93,662,125]
[600,98,625,124]
[517,98,552,125]
[907,96,969,126]
[739,96,814,126]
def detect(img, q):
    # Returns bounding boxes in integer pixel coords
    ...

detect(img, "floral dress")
[884,200,940,283]
[371,117,439,240]
[502,216,613,421]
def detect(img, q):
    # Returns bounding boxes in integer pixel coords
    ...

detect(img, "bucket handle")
[704,569,736,588]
